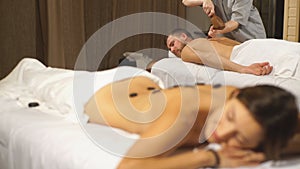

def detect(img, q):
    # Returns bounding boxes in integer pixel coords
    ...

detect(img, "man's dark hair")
[169,28,194,39]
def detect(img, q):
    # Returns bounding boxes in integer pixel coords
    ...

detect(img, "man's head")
[166,29,194,57]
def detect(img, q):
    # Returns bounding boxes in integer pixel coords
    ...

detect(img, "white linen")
[0,58,164,123]
[123,52,153,69]
[151,57,219,87]
[0,96,138,169]
[231,39,300,78]
[168,50,177,58]
[0,58,163,169]
[212,72,300,109]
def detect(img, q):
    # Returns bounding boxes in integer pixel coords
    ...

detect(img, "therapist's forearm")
[182,0,205,6]
[219,20,239,34]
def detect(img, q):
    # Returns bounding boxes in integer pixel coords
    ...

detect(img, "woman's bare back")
[85,76,236,148]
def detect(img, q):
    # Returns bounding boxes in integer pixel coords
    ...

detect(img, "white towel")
[231,39,300,78]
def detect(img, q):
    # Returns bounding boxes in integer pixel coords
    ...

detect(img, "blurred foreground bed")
[0,58,299,169]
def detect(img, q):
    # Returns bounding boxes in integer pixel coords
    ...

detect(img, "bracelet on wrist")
[207,149,220,168]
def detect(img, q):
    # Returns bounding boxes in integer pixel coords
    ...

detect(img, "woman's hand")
[240,62,273,76]
[217,146,266,168]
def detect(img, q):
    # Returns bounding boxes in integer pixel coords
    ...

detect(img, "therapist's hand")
[208,20,239,38]
[208,26,220,38]
[241,62,273,76]
[202,0,215,17]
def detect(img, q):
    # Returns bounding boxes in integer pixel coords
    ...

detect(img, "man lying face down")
[84,75,299,169]
[166,28,273,76]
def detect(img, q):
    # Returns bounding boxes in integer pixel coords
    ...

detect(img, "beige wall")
[283,0,300,42]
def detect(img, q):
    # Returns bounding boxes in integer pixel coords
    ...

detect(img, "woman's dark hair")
[236,85,298,160]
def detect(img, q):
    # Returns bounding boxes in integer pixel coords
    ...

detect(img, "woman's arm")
[118,144,265,169]
[118,149,217,169]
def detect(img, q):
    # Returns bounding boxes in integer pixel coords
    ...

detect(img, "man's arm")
[181,44,255,74]
[180,38,272,75]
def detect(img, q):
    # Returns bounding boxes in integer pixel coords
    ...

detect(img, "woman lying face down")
[84,76,299,169]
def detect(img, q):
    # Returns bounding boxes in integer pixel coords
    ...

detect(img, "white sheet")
[0,96,138,169]
[0,58,167,169]
[231,39,300,78]
[0,58,164,123]
[151,57,220,87]
[0,58,156,169]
